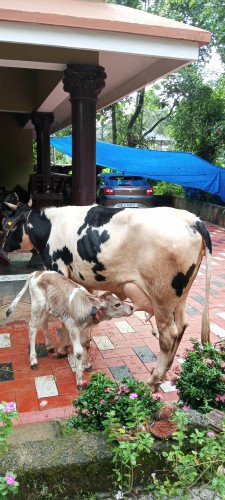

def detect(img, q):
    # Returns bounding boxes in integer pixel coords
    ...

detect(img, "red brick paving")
[0,222,225,424]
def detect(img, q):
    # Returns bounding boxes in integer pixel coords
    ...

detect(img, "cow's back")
[42,205,202,297]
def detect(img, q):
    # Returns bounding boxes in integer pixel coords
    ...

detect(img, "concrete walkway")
[0,222,225,425]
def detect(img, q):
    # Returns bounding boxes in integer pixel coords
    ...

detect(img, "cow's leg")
[41,312,54,353]
[147,307,179,390]
[53,324,71,358]
[167,295,188,369]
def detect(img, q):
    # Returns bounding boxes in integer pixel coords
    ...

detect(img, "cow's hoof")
[31,364,38,370]
[77,385,85,391]
[147,375,161,392]
[47,347,55,353]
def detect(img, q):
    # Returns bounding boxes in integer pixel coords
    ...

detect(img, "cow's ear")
[28,198,33,208]
[3,202,17,211]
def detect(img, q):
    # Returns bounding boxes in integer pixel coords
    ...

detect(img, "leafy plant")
[70,371,162,432]
[147,410,225,498]
[70,372,161,495]
[153,181,184,197]
[104,403,154,494]
[176,339,225,413]
[0,401,19,497]
[70,372,225,497]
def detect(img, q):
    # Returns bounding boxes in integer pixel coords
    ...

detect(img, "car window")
[108,176,147,187]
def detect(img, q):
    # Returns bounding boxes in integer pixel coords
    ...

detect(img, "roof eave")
[0,9,211,47]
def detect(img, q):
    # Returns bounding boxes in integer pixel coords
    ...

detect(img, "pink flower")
[4,474,15,486]
[105,387,114,393]
[129,393,138,400]
[118,384,130,395]
[113,396,119,401]
[183,405,190,412]
[207,431,215,438]
[2,402,16,413]
[215,394,225,402]
[204,358,214,366]
[100,399,105,404]
[152,392,163,401]
[220,361,225,371]
[218,467,225,474]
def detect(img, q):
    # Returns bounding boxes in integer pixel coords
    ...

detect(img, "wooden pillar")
[63,64,106,205]
[31,112,55,175]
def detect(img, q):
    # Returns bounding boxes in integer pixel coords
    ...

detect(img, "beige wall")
[0,113,33,191]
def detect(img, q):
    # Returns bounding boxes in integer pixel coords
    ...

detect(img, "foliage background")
[51,0,225,199]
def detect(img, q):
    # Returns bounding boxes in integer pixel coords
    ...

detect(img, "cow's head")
[2,200,33,252]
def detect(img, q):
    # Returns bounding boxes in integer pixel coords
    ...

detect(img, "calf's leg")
[29,313,42,369]
[81,331,92,371]
[41,312,55,353]
[53,324,71,358]
[29,285,46,368]
[66,322,84,389]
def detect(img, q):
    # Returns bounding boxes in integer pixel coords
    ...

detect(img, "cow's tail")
[193,221,212,344]
[6,272,36,318]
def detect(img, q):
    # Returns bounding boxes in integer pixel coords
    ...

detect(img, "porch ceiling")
[0,0,211,133]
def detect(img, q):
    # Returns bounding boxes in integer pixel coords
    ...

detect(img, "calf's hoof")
[52,351,68,359]
[84,366,93,372]
[31,364,38,370]
[47,347,55,353]
[77,380,88,391]
[82,363,92,371]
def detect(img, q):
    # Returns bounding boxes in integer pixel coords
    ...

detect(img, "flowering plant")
[148,410,225,498]
[0,402,19,497]
[70,372,162,432]
[176,339,225,413]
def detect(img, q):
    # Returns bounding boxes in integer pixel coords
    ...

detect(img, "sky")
[203,48,224,82]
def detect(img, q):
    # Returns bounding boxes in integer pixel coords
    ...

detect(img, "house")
[0,0,210,205]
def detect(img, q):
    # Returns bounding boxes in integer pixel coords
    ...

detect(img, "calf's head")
[2,201,33,252]
[91,292,133,322]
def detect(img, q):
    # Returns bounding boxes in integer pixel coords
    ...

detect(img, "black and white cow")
[2,201,212,389]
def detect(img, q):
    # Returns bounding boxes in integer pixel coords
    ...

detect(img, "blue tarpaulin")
[50,136,225,202]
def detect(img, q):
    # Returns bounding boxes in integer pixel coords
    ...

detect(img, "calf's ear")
[28,198,33,208]
[100,292,113,302]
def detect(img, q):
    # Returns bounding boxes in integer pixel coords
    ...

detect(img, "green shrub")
[176,339,225,413]
[70,372,162,432]
[70,372,161,494]
[151,181,184,197]
[148,410,225,498]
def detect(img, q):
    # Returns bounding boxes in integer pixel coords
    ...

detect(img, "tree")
[160,68,225,164]
[150,0,225,64]
[97,89,174,148]
[106,0,142,8]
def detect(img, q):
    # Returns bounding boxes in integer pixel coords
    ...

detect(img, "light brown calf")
[6,271,133,387]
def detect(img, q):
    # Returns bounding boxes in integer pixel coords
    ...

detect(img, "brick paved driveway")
[0,222,225,425]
